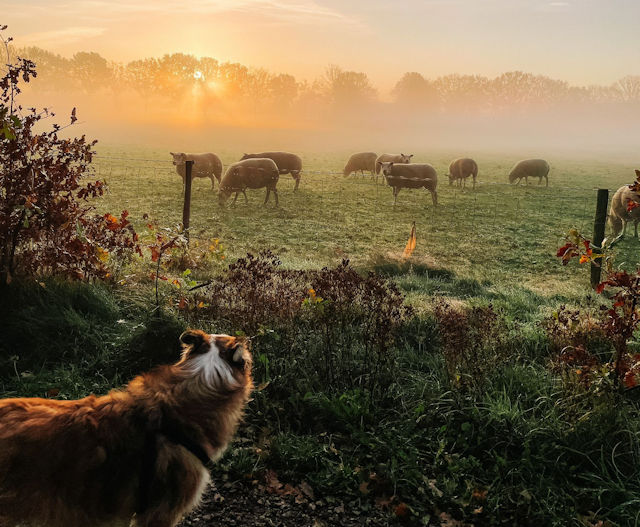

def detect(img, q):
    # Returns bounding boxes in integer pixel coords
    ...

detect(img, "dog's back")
[0,331,253,527]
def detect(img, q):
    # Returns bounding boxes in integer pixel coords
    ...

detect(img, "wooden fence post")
[590,188,609,289]
[182,160,193,244]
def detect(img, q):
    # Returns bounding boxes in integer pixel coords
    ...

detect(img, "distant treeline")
[12,47,640,116]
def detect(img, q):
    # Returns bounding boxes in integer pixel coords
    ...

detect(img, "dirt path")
[178,481,396,527]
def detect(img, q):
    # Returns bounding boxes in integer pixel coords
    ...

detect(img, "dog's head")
[178,329,252,388]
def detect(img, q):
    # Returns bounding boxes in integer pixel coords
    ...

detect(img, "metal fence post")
[182,160,193,244]
[590,188,609,289]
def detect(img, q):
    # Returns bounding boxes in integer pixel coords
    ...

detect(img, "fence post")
[590,188,609,289]
[182,160,193,244]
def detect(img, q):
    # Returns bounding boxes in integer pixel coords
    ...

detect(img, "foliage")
[555,223,640,389]
[0,26,139,283]
[433,300,510,391]
[192,251,412,401]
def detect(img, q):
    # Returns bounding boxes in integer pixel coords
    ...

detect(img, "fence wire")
[91,156,611,278]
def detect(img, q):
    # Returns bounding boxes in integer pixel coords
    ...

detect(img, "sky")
[2,0,640,91]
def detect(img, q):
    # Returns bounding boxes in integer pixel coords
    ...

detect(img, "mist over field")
[11,46,640,160]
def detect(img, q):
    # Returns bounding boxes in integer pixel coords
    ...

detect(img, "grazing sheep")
[240,151,302,191]
[379,162,437,206]
[170,152,223,190]
[218,158,280,206]
[375,153,413,175]
[448,158,478,189]
[343,152,378,178]
[508,159,550,186]
[609,172,640,239]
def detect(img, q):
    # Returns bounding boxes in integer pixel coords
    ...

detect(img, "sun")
[193,70,203,80]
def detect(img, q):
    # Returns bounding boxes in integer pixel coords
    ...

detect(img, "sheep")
[375,153,413,175]
[379,162,437,206]
[508,159,550,186]
[218,158,280,206]
[609,172,640,239]
[448,158,478,189]
[170,152,223,190]
[343,152,378,178]
[240,151,302,191]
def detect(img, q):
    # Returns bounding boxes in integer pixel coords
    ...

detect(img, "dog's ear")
[179,329,210,355]
[215,335,251,370]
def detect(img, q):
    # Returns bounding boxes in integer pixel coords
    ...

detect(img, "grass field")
[3,145,640,526]
[93,144,640,308]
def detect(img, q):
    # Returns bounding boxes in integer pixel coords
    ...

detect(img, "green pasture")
[93,145,640,307]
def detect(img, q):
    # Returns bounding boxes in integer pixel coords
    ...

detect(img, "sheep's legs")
[273,188,279,206]
[232,192,239,204]
[472,176,476,190]
[242,190,248,204]
[431,190,438,207]
[393,187,399,205]
[292,172,301,191]
[210,177,216,190]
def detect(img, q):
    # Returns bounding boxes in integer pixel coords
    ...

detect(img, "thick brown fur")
[0,330,253,527]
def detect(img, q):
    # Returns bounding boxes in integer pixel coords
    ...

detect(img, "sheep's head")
[508,171,518,183]
[400,154,413,164]
[218,188,233,206]
[379,162,394,177]
[240,153,251,161]
[170,152,187,166]
[447,173,453,185]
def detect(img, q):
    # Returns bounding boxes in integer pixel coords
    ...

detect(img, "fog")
[14,48,640,162]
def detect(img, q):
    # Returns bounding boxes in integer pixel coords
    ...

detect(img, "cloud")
[20,26,107,46]
[17,0,359,25]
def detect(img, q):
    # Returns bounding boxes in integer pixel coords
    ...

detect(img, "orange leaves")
[557,230,602,267]
[261,470,314,504]
[402,221,416,259]
[627,198,640,213]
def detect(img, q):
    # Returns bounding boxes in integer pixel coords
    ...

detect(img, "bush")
[433,300,510,391]
[0,27,139,283]
[194,251,412,405]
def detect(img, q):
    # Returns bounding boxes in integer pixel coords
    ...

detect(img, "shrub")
[0,27,139,283]
[433,300,510,391]
[194,251,412,403]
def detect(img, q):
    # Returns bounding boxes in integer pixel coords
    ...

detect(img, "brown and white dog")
[0,330,253,527]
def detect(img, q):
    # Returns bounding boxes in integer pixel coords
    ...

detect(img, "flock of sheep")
[170,151,550,208]
[169,152,640,241]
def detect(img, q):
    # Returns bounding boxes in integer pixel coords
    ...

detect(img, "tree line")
[11,46,640,120]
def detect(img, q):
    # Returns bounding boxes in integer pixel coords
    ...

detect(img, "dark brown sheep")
[240,151,302,191]
[170,152,223,189]
[379,162,438,206]
[448,158,478,189]
[343,152,378,177]
[508,159,550,186]
[218,158,280,206]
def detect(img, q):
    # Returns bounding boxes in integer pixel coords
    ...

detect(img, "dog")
[0,330,253,527]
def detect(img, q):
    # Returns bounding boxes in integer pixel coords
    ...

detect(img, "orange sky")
[3,0,640,91]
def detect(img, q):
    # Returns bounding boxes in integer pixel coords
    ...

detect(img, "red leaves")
[627,199,640,213]
[0,44,139,282]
